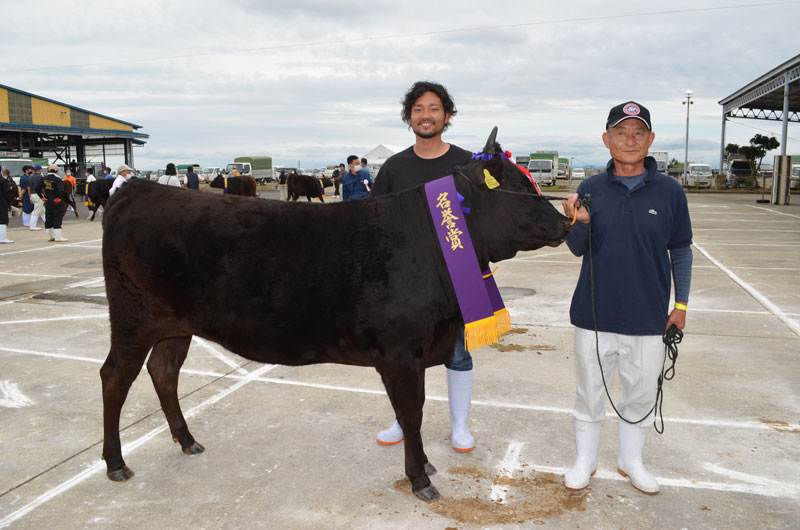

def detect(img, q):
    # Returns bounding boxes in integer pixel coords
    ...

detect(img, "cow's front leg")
[379,364,439,501]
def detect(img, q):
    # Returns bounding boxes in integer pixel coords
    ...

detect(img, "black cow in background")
[287,173,325,202]
[99,127,571,502]
[209,174,257,197]
[87,179,114,221]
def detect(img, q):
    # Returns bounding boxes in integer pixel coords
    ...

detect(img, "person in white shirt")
[109,164,135,197]
[158,163,181,187]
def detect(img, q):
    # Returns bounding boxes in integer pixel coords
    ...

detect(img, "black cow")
[87,179,115,221]
[286,173,325,202]
[99,128,571,501]
[209,174,257,197]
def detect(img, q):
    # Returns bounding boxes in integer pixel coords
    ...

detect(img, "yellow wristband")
[674,302,687,311]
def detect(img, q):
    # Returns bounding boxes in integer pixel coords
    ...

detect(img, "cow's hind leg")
[100,336,152,481]
[379,364,439,501]
[147,336,204,455]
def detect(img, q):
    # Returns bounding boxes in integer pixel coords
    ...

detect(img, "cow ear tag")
[483,169,500,189]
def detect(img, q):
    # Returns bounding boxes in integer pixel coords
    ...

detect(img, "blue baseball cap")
[33,164,43,170]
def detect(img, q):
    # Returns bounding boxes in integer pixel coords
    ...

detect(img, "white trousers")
[573,327,663,424]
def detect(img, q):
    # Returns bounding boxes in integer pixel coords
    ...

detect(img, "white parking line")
[0,363,277,529]
[748,204,800,220]
[0,238,103,256]
[193,336,249,375]
[693,242,800,336]
[489,441,525,503]
[0,314,108,326]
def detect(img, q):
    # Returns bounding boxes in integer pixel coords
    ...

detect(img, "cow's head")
[454,127,571,267]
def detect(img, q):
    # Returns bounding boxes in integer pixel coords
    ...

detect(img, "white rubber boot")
[447,368,474,452]
[0,225,13,244]
[564,420,602,490]
[22,212,30,227]
[47,228,55,242]
[617,421,660,494]
[29,215,42,230]
[376,419,403,445]
[53,229,68,242]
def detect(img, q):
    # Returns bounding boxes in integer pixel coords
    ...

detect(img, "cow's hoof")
[107,466,135,482]
[425,462,437,476]
[182,441,205,455]
[413,484,440,502]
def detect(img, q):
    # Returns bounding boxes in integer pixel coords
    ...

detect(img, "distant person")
[184,166,203,189]
[103,167,114,179]
[158,163,182,187]
[560,101,693,495]
[109,164,135,197]
[27,165,45,230]
[64,169,77,213]
[360,157,373,178]
[0,164,14,243]
[19,165,33,227]
[69,159,78,176]
[341,155,372,200]
[278,170,288,200]
[37,164,67,242]
[84,168,97,219]
[334,163,345,197]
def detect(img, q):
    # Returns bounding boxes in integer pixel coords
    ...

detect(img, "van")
[687,163,713,188]
[726,160,753,188]
[0,158,34,185]
[790,164,800,190]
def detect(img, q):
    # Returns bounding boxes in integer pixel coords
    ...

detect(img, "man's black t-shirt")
[371,144,473,195]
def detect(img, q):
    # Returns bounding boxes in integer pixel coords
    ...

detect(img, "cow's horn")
[483,126,498,154]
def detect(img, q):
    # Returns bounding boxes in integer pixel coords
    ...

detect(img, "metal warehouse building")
[0,83,148,175]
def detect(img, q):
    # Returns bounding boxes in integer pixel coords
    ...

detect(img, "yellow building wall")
[89,114,132,132]
[31,97,71,127]
[0,88,9,123]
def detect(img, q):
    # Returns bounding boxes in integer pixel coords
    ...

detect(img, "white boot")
[617,421,659,494]
[447,368,474,452]
[564,420,602,490]
[0,224,13,244]
[47,228,55,242]
[22,212,30,227]
[53,229,68,242]
[29,215,42,230]
[376,419,403,445]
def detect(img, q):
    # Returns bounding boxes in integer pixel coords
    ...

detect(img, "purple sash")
[425,175,510,351]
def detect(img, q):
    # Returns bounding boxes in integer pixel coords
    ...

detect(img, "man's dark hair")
[86,167,93,175]
[22,165,31,173]
[347,155,359,165]
[401,81,457,130]
[338,163,345,168]
[360,157,367,165]
[104,167,111,172]
[165,163,177,176]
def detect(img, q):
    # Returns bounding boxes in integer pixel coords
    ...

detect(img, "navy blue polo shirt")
[568,157,692,335]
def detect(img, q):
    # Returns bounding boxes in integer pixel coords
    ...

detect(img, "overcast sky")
[4,0,800,170]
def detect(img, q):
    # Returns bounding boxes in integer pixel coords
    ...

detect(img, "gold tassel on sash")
[494,308,511,335]
[464,315,500,351]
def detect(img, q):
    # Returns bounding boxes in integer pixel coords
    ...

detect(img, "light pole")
[682,90,693,185]
[569,156,574,185]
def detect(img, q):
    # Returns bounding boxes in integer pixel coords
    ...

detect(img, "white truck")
[226,156,275,184]
[686,163,713,188]
[528,151,558,187]
[650,151,668,174]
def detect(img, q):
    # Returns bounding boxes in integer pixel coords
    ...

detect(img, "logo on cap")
[623,103,640,116]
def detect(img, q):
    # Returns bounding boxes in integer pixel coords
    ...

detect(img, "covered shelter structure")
[718,53,800,170]
[0,83,148,177]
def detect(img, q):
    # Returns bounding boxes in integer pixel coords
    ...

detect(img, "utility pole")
[682,90,693,186]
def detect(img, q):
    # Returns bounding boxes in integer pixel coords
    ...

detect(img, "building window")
[71,109,90,128]
[8,91,32,124]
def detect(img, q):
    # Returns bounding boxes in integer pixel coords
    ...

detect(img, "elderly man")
[560,102,693,495]
[109,164,136,197]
